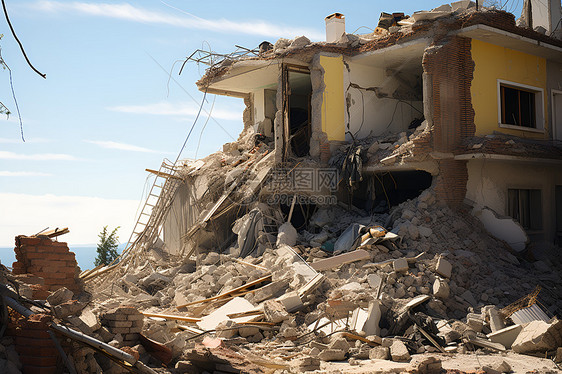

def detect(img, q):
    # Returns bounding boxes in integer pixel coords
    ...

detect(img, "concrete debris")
[3,3,562,373]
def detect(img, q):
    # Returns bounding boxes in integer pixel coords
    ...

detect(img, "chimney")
[325,13,345,43]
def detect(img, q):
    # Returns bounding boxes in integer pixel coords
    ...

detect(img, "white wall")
[344,61,423,140]
[253,89,265,129]
[466,159,562,243]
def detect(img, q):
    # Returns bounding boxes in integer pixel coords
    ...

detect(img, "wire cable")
[175,87,208,164]
[1,0,45,79]
[195,94,216,159]
[0,47,24,141]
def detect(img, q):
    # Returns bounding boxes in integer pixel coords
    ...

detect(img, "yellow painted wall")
[320,55,345,141]
[471,39,547,138]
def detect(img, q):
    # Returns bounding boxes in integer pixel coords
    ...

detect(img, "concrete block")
[487,324,523,349]
[238,326,259,338]
[512,320,562,353]
[318,348,346,361]
[47,287,73,306]
[197,297,255,331]
[311,250,370,271]
[369,346,389,360]
[362,300,381,337]
[390,339,410,362]
[276,222,297,247]
[432,279,450,299]
[488,307,505,332]
[253,280,289,303]
[263,300,289,323]
[460,290,477,306]
[276,292,303,312]
[393,258,408,272]
[435,257,452,278]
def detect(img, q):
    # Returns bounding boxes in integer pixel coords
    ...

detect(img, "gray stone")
[393,258,408,272]
[318,348,346,361]
[254,280,289,303]
[369,346,389,360]
[460,290,478,306]
[433,279,450,299]
[512,319,562,353]
[435,257,452,278]
[47,287,74,306]
[390,340,410,362]
[263,300,289,323]
[238,326,259,338]
[328,337,350,353]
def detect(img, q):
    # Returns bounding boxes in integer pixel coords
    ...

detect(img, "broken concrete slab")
[390,339,410,362]
[47,287,74,306]
[512,319,562,353]
[472,206,528,252]
[318,348,346,361]
[263,300,289,323]
[393,258,409,272]
[369,346,389,360]
[488,307,505,332]
[197,297,256,331]
[487,324,523,349]
[432,279,450,299]
[311,249,370,271]
[435,257,452,278]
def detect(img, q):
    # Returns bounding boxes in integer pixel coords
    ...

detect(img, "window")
[508,188,542,230]
[497,80,544,131]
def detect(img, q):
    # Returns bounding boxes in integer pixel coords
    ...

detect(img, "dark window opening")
[351,171,433,213]
[280,201,316,231]
[555,186,562,243]
[284,67,312,158]
[501,85,536,128]
[508,188,542,230]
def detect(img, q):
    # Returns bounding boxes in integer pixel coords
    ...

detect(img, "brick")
[16,337,55,347]
[20,355,58,367]
[21,364,58,374]
[127,314,145,321]
[105,320,133,328]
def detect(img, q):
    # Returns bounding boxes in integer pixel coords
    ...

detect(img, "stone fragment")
[408,355,442,374]
[460,290,477,306]
[290,357,320,372]
[238,326,259,338]
[512,319,562,353]
[488,307,505,332]
[432,279,450,299]
[418,226,432,237]
[263,300,289,323]
[328,337,350,353]
[435,257,452,278]
[53,300,85,318]
[318,348,346,361]
[390,340,410,362]
[369,346,389,360]
[393,258,408,272]
[487,324,522,349]
[555,347,562,363]
[215,320,238,339]
[277,292,303,312]
[276,222,297,247]
[47,287,74,306]
[253,280,289,303]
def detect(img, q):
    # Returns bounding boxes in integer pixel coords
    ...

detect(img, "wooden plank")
[298,273,325,298]
[235,258,268,271]
[142,312,201,323]
[177,325,205,335]
[176,274,272,309]
[311,249,370,271]
[416,324,447,353]
[226,309,264,319]
[82,264,119,282]
[342,332,382,346]
[145,168,182,180]
[40,227,70,238]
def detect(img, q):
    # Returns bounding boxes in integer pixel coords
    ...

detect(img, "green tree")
[94,226,120,266]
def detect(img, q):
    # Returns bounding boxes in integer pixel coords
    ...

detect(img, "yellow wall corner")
[320,55,345,141]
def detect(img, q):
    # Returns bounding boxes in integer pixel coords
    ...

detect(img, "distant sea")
[0,243,126,272]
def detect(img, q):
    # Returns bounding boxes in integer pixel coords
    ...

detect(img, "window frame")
[497,79,544,133]
[507,187,543,232]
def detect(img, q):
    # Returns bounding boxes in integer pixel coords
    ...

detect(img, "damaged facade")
[3,1,562,374]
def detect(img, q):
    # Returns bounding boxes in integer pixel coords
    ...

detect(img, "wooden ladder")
[122,160,183,261]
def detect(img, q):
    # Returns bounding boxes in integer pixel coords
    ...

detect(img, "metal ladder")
[122,160,182,261]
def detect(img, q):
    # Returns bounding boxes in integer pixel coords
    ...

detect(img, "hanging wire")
[0,46,24,141]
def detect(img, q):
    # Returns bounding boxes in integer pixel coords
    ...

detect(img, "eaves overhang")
[453,24,562,61]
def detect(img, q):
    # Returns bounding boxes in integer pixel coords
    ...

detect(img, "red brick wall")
[12,236,83,296]
[423,36,475,206]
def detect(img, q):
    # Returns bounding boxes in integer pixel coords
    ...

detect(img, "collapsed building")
[2,1,562,373]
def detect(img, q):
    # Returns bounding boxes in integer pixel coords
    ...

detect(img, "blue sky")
[0,0,524,246]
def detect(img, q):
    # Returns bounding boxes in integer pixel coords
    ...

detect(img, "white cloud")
[85,140,162,153]
[0,171,52,177]
[32,1,324,39]
[0,137,51,144]
[0,151,77,161]
[107,102,242,121]
[0,193,137,246]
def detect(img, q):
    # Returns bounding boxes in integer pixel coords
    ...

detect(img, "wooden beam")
[39,227,70,238]
[142,312,201,323]
[145,168,182,180]
[176,274,272,309]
